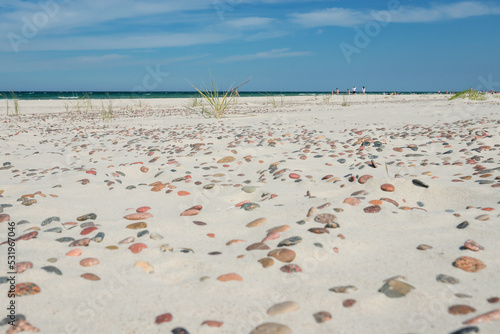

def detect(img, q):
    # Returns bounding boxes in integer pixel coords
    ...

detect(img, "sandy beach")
[0,94,499,334]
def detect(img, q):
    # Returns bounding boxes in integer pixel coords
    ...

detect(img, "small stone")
[217,273,243,282]
[358,175,373,184]
[241,202,260,211]
[329,285,357,293]
[280,264,302,273]
[381,183,395,192]
[246,242,270,251]
[268,249,296,263]
[119,237,135,244]
[77,213,97,221]
[217,156,235,163]
[135,261,154,273]
[278,236,302,247]
[124,212,153,220]
[47,258,57,263]
[343,299,356,308]
[457,221,469,229]
[266,225,290,234]
[150,233,164,240]
[0,213,10,223]
[313,311,332,323]
[343,197,361,206]
[242,186,258,193]
[449,327,479,334]
[464,239,484,252]
[129,243,148,254]
[247,217,267,228]
[159,244,173,252]
[453,256,486,272]
[449,305,476,315]
[137,230,149,238]
[56,237,75,243]
[289,173,300,179]
[41,266,62,275]
[475,214,489,221]
[15,283,41,296]
[171,327,190,334]
[180,205,202,216]
[258,258,274,268]
[44,227,62,233]
[436,274,460,284]
[41,216,60,226]
[136,206,151,213]
[364,205,381,213]
[127,222,147,229]
[155,313,173,324]
[314,213,337,224]
[381,197,399,207]
[92,232,105,243]
[106,246,119,250]
[308,227,329,234]
[81,273,100,281]
[250,323,291,334]
[412,179,429,188]
[266,301,300,316]
[201,320,223,327]
[69,238,91,247]
[417,244,433,250]
[81,227,98,235]
[80,258,99,267]
[15,262,33,274]
[379,280,415,298]
[463,308,500,324]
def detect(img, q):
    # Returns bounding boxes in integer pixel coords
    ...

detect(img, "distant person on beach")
[362,86,366,94]
[352,86,357,94]
[347,89,350,95]
[336,88,339,95]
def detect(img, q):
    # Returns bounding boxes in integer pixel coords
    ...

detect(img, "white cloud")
[226,17,274,29]
[219,48,311,62]
[291,1,500,27]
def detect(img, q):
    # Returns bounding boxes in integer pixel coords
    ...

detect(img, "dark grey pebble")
[436,274,459,284]
[41,266,62,275]
[412,179,429,188]
[417,201,424,207]
[446,209,455,213]
[92,232,105,243]
[241,202,260,211]
[449,326,479,334]
[56,237,75,243]
[443,150,453,154]
[126,185,136,190]
[296,220,306,225]
[80,222,96,228]
[172,328,190,334]
[0,204,13,208]
[77,213,97,221]
[17,220,30,225]
[137,230,149,238]
[476,180,494,184]
[44,227,62,233]
[338,159,346,164]
[278,236,302,247]
[0,314,25,326]
[0,277,9,284]
[405,154,423,157]
[457,221,469,229]
[314,243,323,248]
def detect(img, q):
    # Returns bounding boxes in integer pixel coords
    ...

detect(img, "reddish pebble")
[381,184,395,192]
[177,191,190,196]
[487,297,499,303]
[358,175,373,184]
[136,206,151,213]
[207,233,215,238]
[80,227,97,235]
[343,197,361,206]
[129,243,148,254]
[217,273,243,282]
[155,313,173,324]
[81,273,100,281]
[202,320,223,327]
[0,213,10,223]
[364,205,381,213]
[66,249,82,257]
[369,200,383,206]
[464,239,484,252]
[280,264,302,273]
[15,262,33,274]
[140,166,149,173]
[343,299,356,308]
[289,173,300,179]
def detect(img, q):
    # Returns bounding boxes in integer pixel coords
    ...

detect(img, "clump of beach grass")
[1,91,20,116]
[189,74,250,119]
[342,95,350,106]
[266,94,286,108]
[100,94,114,122]
[449,89,487,101]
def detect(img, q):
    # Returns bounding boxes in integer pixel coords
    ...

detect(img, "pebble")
[92,232,105,243]
[171,327,190,334]
[258,258,274,268]
[127,222,147,229]
[278,236,302,247]
[135,261,154,273]
[358,175,373,184]
[449,327,479,334]
[343,299,356,308]
[453,256,486,272]
[41,216,60,226]
[381,184,395,192]
[80,258,99,267]
[266,225,290,234]
[488,297,500,304]
[69,238,91,247]
[417,244,433,250]
[217,273,243,282]
[56,237,75,243]
[463,308,500,325]
[81,227,98,235]
[242,186,258,193]
[364,205,381,213]
[280,264,302,273]
[436,274,460,284]
[475,214,489,221]
[313,311,332,323]
[124,212,153,220]
[41,266,62,275]
[343,197,361,206]
[247,217,267,228]
[201,320,223,327]
[267,249,296,263]
[0,214,10,223]
[155,313,173,324]
[308,227,329,234]
[15,262,33,274]
[129,243,148,254]
[250,323,291,334]
[449,305,476,315]
[266,301,300,316]
[314,213,337,224]
[77,213,97,221]
[412,179,429,188]
[15,283,41,296]
[464,239,484,252]
[247,242,270,251]
[330,285,357,293]
[241,202,260,211]
[379,280,415,298]
[217,156,235,163]
[457,221,469,229]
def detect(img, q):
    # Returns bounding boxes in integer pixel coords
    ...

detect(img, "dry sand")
[0,94,499,334]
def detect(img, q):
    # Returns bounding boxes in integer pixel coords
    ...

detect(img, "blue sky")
[1,0,499,91]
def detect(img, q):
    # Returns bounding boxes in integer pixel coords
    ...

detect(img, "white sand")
[0,94,499,334]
